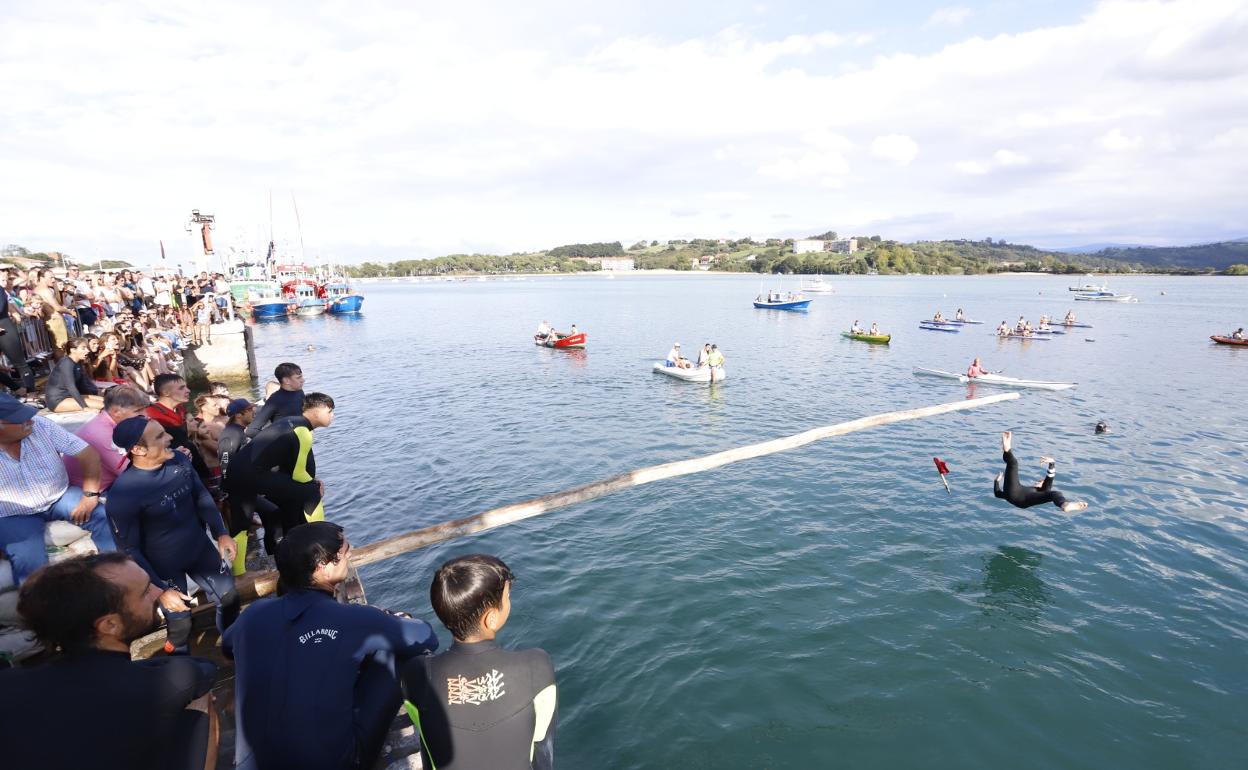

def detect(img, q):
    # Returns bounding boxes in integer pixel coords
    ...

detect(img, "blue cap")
[226,398,255,416]
[0,393,37,424]
[111,416,150,451]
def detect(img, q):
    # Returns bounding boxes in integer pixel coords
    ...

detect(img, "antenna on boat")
[291,191,307,266]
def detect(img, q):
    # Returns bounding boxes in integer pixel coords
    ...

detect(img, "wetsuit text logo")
[298,628,340,645]
[447,670,506,705]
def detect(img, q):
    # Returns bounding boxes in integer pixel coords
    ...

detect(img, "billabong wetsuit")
[223,588,438,770]
[245,387,304,438]
[401,639,558,770]
[993,450,1068,509]
[0,650,216,770]
[107,451,239,653]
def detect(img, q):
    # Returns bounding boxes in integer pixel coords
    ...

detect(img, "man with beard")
[0,553,219,770]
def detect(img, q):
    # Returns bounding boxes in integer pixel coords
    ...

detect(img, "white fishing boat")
[1069,279,1108,292]
[1074,292,1136,302]
[913,367,1075,391]
[800,275,834,294]
[652,362,726,383]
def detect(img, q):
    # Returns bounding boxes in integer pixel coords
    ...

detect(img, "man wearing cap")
[665,342,691,369]
[106,416,239,654]
[0,393,117,585]
[63,384,150,492]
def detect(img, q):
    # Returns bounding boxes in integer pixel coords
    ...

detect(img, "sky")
[2,0,1246,266]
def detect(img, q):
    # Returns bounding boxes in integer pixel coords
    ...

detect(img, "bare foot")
[1001,431,1012,452]
[1039,456,1055,465]
[1061,501,1089,513]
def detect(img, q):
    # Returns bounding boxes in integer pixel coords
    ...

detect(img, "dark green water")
[249,274,1246,769]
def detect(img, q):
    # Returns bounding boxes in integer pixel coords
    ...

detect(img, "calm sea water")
[249,274,1246,769]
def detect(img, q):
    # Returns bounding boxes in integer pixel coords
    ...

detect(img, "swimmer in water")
[993,432,1088,513]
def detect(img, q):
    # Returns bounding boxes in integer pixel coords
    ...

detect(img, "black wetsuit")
[0,290,35,391]
[402,639,558,770]
[0,649,216,770]
[245,387,304,438]
[44,355,97,410]
[218,421,250,535]
[993,450,1067,509]
[223,588,438,770]
[107,451,239,652]
[231,415,320,550]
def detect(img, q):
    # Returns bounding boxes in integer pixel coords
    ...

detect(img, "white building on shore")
[793,238,858,255]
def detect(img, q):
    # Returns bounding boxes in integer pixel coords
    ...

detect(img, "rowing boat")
[913,367,1076,391]
[535,332,587,349]
[919,323,959,333]
[1210,335,1248,346]
[841,331,891,344]
[652,362,727,383]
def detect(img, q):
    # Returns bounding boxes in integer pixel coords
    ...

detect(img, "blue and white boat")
[246,283,292,319]
[323,281,364,314]
[753,290,811,311]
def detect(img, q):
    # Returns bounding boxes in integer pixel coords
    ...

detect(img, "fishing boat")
[535,332,587,349]
[1210,335,1248,346]
[800,275,834,294]
[913,367,1076,391]
[919,323,959,333]
[1069,280,1108,292]
[323,281,364,314]
[282,279,327,316]
[242,282,291,319]
[841,331,891,344]
[1074,292,1135,302]
[652,362,726,383]
[753,292,811,310]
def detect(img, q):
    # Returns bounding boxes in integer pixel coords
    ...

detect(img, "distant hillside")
[1055,242,1149,254]
[1094,241,1248,271]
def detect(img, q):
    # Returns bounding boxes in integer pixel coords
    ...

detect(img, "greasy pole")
[231,391,1018,602]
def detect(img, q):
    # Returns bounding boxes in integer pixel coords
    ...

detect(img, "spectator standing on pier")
[224,522,438,770]
[0,553,219,770]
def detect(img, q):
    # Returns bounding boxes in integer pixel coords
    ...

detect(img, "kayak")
[949,319,985,325]
[652,362,726,383]
[913,367,1076,391]
[841,331,891,344]
[1211,335,1248,346]
[994,333,1050,340]
[920,323,959,332]
[1055,321,1093,329]
[535,332,587,349]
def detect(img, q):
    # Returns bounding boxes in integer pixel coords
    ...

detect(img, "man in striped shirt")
[0,393,117,585]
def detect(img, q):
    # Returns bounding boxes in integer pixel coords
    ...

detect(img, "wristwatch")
[83,491,101,498]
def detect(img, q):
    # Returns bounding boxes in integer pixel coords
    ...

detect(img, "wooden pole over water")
[232,391,1018,601]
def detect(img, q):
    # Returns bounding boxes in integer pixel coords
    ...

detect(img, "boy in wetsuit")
[402,554,558,770]
[246,362,305,438]
[992,431,1089,513]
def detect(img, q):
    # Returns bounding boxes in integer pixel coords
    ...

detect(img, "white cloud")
[927,6,973,27]
[871,134,919,166]
[1,0,1246,260]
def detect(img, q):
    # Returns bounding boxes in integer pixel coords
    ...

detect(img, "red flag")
[933,457,951,494]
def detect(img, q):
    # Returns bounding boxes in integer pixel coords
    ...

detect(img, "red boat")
[535,332,587,350]
[1210,335,1248,346]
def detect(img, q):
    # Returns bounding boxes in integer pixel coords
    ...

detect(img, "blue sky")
[2,0,1246,266]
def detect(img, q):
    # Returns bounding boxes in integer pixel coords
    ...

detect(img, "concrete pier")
[182,319,257,388]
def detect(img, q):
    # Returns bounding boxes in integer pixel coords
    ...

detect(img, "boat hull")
[327,295,364,314]
[535,332,587,349]
[1075,294,1135,302]
[919,323,959,332]
[754,300,811,310]
[841,331,891,344]
[1211,335,1248,346]
[294,300,327,316]
[652,362,726,383]
[913,367,1075,391]
[995,333,1050,340]
[250,301,290,319]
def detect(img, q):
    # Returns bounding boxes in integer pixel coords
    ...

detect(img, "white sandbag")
[44,521,90,547]
[0,590,20,626]
[65,536,98,556]
[0,627,43,663]
[0,559,14,593]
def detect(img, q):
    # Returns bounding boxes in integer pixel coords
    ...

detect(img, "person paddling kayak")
[967,357,987,378]
[993,431,1088,513]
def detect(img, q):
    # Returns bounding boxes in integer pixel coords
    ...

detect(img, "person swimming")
[992,431,1088,513]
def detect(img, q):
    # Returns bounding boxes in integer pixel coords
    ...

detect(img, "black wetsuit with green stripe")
[401,639,557,770]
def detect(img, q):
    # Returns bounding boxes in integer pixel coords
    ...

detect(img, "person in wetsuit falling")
[402,554,558,770]
[106,416,240,654]
[231,392,334,551]
[993,431,1089,513]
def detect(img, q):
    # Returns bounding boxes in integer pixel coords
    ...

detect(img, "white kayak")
[653,362,727,383]
[913,367,1075,391]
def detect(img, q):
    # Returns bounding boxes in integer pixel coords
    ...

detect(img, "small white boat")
[913,367,1075,391]
[800,276,834,294]
[1074,292,1136,302]
[652,362,726,383]
[1069,281,1108,292]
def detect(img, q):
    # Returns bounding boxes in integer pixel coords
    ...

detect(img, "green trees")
[548,242,623,258]
[1224,264,1248,275]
